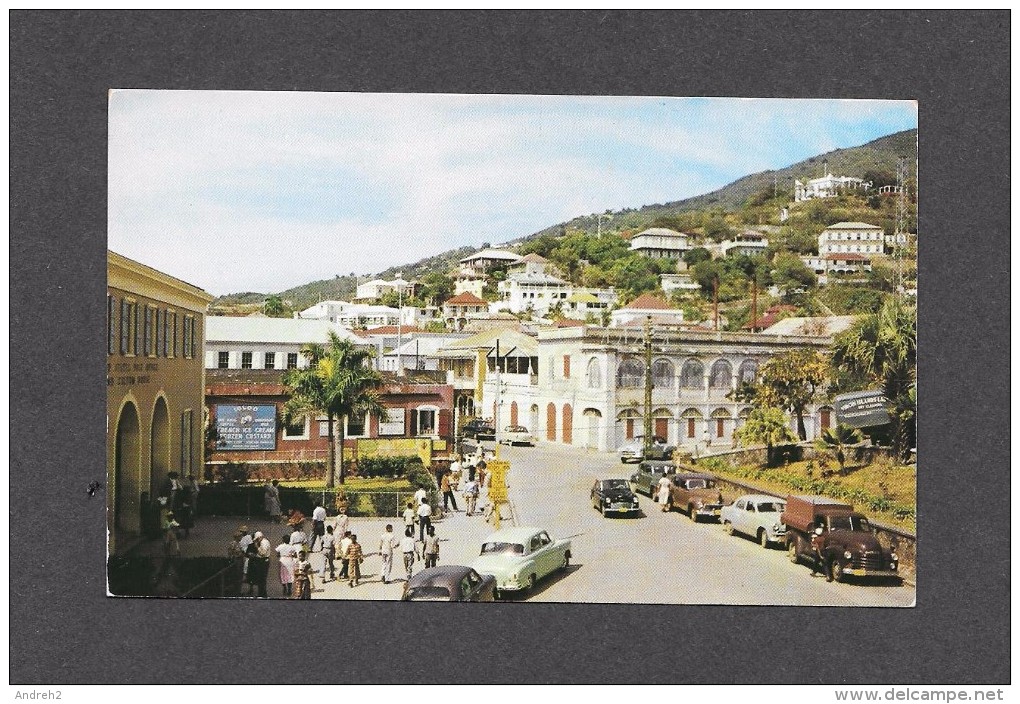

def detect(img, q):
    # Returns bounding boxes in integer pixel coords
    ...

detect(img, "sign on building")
[215,404,277,450]
[833,390,891,428]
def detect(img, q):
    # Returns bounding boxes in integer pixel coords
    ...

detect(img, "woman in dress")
[293,550,314,599]
[276,534,298,597]
[657,473,672,512]
[264,480,282,522]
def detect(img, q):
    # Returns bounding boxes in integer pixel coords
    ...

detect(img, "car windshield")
[757,502,784,513]
[686,479,706,489]
[481,542,524,555]
[602,479,628,489]
[829,516,871,532]
[405,586,451,600]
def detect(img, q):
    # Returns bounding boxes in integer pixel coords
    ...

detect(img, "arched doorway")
[582,408,602,449]
[151,397,170,494]
[546,403,556,441]
[562,404,573,445]
[114,402,141,532]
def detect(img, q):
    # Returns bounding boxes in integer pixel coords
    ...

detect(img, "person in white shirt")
[399,527,416,580]
[338,531,353,581]
[449,457,462,491]
[463,478,479,516]
[378,524,397,584]
[237,527,254,593]
[413,486,427,506]
[417,498,432,542]
[310,504,327,551]
[320,526,336,582]
[334,510,350,542]
[290,526,308,550]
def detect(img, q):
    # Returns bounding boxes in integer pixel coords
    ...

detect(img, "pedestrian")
[441,472,459,512]
[417,498,432,542]
[254,531,272,598]
[449,456,462,491]
[378,524,397,584]
[476,459,487,489]
[402,501,416,536]
[423,525,439,569]
[276,534,298,597]
[162,510,181,559]
[320,525,336,582]
[657,473,672,512]
[465,455,477,483]
[345,534,364,587]
[400,527,416,580]
[294,550,314,599]
[463,477,479,516]
[338,530,353,581]
[227,529,246,594]
[187,475,201,516]
[238,526,254,594]
[811,525,833,582]
[310,502,327,551]
[290,523,308,552]
[334,509,350,542]
[414,485,427,507]
[177,494,195,539]
[264,480,282,522]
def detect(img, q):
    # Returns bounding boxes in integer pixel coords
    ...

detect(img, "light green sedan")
[471,527,572,595]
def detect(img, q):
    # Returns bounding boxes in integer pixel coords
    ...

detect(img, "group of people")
[444,449,494,516]
[160,471,201,558]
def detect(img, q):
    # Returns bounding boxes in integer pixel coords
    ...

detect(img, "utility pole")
[494,337,501,446]
[396,274,404,376]
[643,315,653,456]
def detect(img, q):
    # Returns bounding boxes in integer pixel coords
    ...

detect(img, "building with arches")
[107,251,213,554]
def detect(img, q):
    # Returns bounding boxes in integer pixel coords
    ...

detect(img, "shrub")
[214,461,250,484]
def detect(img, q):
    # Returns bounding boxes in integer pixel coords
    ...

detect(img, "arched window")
[616,358,643,388]
[652,359,674,389]
[586,357,602,389]
[680,359,705,389]
[738,359,759,385]
[709,359,733,389]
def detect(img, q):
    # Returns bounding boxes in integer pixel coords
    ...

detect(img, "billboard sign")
[215,404,277,450]
[833,391,891,428]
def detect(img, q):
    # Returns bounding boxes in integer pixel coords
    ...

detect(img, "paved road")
[488,442,916,607]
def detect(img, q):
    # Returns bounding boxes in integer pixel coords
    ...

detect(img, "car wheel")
[688,505,698,522]
[723,521,734,536]
[759,529,769,548]
[833,561,845,583]
[527,574,537,592]
[561,552,570,572]
[788,540,800,564]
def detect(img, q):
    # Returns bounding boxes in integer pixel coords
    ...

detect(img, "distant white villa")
[628,228,692,259]
[794,170,871,202]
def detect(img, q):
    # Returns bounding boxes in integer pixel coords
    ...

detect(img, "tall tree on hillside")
[282,332,385,487]
[264,295,285,317]
[831,299,916,459]
[757,349,829,441]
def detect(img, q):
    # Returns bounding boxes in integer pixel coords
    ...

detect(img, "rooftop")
[459,248,523,263]
[445,291,488,305]
[205,316,365,345]
[633,227,689,239]
[622,292,677,310]
[825,221,883,230]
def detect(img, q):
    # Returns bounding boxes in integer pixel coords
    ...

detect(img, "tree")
[771,253,817,301]
[683,247,712,267]
[264,295,285,317]
[757,349,829,440]
[735,407,797,466]
[282,332,385,487]
[830,299,916,459]
[419,272,454,306]
[815,423,863,474]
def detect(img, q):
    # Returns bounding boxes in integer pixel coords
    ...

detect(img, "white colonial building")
[629,228,692,260]
[660,273,701,296]
[713,230,769,258]
[459,325,837,453]
[354,276,415,302]
[458,248,523,274]
[795,171,871,202]
[818,221,886,256]
[204,317,365,371]
[610,293,685,328]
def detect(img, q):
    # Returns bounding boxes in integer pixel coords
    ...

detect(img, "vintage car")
[461,419,496,441]
[498,425,537,446]
[590,478,641,516]
[618,436,674,463]
[471,527,571,594]
[629,459,676,497]
[666,472,725,522]
[401,565,497,602]
[720,494,787,548]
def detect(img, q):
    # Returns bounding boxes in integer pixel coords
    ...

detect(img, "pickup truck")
[781,495,900,583]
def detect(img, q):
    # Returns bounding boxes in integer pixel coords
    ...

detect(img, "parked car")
[462,419,496,441]
[720,494,787,548]
[666,472,725,522]
[401,565,497,602]
[629,460,676,497]
[590,478,641,516]
[618,436,674,463]
[471,527,572,595]
[498,425,537,446]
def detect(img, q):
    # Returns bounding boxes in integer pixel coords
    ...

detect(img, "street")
[306,441,915,606]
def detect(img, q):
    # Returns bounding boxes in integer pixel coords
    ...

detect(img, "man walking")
[463,477,479,516]
[378,524,397,584]
[338,530,353,581]
[320,525,336,582]
[811,525,833,582]
[423,525,440,569]
[344,534,363,588]
[417,497,432,542]
[400,527,416,580]
[441,472,458,512]
[310,502,327,552]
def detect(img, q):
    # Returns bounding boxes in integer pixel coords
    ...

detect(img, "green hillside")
[212,128,916,313]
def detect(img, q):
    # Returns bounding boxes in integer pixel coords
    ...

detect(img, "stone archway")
[151,396,170,495]
[115,402,141,533]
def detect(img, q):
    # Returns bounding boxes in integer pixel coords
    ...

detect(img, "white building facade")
[629,228,692,259]
[795,173,871,202]
[204,317,365,371]
[818,221,886,256]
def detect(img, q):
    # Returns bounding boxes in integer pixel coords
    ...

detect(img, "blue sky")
[108,92,916,295]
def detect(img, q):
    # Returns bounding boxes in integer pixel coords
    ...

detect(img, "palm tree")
[282,332,385,487]
[815,423,863,474]
[734,406,797,467]
[831,299,916,459]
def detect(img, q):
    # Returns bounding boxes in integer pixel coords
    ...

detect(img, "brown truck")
[781,495,900,583]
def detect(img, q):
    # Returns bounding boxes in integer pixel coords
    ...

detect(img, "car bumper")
[696,507,722,519]
[606,505,641,514]
[843,567,899,577]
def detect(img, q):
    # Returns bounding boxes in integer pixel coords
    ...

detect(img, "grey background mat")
[9,11,1009,684]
